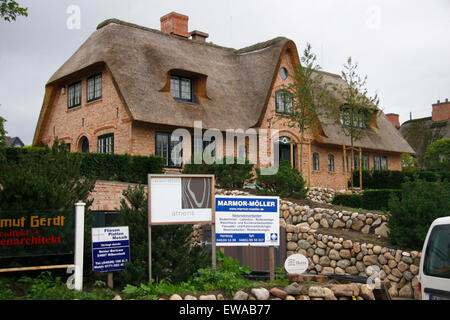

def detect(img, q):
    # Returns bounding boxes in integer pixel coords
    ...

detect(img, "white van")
[419,216,450,300]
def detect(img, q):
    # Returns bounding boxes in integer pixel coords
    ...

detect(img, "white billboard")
[148,175,214,225]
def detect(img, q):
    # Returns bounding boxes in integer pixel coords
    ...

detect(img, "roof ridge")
[96,18,237,52]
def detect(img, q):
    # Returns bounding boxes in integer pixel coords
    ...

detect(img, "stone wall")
[281,199,421,299]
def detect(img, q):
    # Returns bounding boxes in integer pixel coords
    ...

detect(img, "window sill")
[67,105,82,113]
[86,98,103,106]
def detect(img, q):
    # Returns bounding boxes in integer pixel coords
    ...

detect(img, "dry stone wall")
[281,199,421,299]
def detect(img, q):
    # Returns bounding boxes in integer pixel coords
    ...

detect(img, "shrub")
[0,141,94,211]
[332,194,363,208]
[388,180,450,249]
[255,160,307,198]
[114,185,210,286]
[182,156,254,189]
[362,189,401,211]
[0,145,164,185]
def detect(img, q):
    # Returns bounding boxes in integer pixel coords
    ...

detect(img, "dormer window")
[170,75,192,102]
[340,106,368,129]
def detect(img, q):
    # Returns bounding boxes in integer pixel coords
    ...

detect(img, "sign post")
[91,226,130,273]
[74,202,85,291]
[148,174,215,281]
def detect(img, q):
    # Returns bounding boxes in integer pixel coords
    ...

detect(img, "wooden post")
[269,246,275,282]
[308,141,312,188]
[290,143,294,168]
[359,148,363,190]
[107,272,113,289]
[343,145,347,186]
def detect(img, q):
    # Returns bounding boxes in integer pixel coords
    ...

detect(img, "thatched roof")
[313,72,415,154]
[35,18,414,154]
[45,19,289,131]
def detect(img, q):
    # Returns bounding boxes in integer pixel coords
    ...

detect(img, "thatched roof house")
[33,12,414,190]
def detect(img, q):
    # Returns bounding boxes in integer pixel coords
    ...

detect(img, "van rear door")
[420,222,450,300]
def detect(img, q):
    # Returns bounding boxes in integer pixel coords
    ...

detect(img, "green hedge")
[182,156,254,189]
[1,146,164,184]
[389,181,450,249]
[352,169,449,189]
[332,189,401,211]
[332,194,363,208]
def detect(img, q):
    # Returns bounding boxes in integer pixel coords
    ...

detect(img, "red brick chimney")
[190,30,209,42]
[432,98,450,122]
[386,113,400,128]
[160,12,190,38]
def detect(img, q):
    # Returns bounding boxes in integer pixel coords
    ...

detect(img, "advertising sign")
[215,195,280,247]
[148,174,214,225]
[92,226,130,272]
[284,254,309,275]
[0,210,75,258]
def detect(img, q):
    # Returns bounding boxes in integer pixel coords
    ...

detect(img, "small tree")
[0,114,6,147]
[401,153,418,172]
[424,138,450,172]
[0,0,27,22]
[332,57,379,188]
[276,43,337,176]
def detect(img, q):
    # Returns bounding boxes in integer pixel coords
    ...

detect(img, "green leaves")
[0,0,28,22]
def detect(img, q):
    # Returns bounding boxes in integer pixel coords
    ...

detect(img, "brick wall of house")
[89,180,147,211]
[38,66,132,154]
[432,99,450,122]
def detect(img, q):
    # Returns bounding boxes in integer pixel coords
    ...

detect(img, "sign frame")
[147,174,215,226]
[214,195,280,247]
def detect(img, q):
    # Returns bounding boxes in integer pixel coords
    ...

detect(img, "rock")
[329,249,341,260]
[401,256,413,264]
[321,267,335,274]
[397,261,409,272]
[339,249,352,259]
[345,266,359,275]
[217,294,224,300]
[333,219,346,229]
[298,239,311,250]
[353,242,361,253]
[270,287,287,299]
[342,240,353,249]
[285,295,296,300]
[388,283,398,297]
[199,295,216,300]
[297,295,310,300]
[308,286,325,298]
[320,218,329,228]
[399,284,413,298]
[310,222,319,229]
[336,259,351,269]
[410,264,419,275]
[360,284,376,300]
[287,241,298,251]
[323,287,337,300]
[112,295,122,300]
[391,268,403,278]
[169,294,183,300]
[184,295,198,300]
[284,284,302,296]
[375,222,390,238]
[331,284,359,297]
[363,255,378,266]
[361,225,371,234]
[373,245,382,255]
[251,288,270,300]
[351,220,364,231]
[378,255,387,265]
[233,290,248,300]
[371,217,382,228]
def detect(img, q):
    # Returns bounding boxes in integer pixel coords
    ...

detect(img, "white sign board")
[284,254,308,275]
[91,226,130,272]
[215,195,280,247]
[149,175,213,225]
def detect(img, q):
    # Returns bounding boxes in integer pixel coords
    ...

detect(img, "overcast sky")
[1,0,449,145]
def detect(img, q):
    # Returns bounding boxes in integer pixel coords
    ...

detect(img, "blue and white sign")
[215,195,280,247]
[92,226,130,272]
